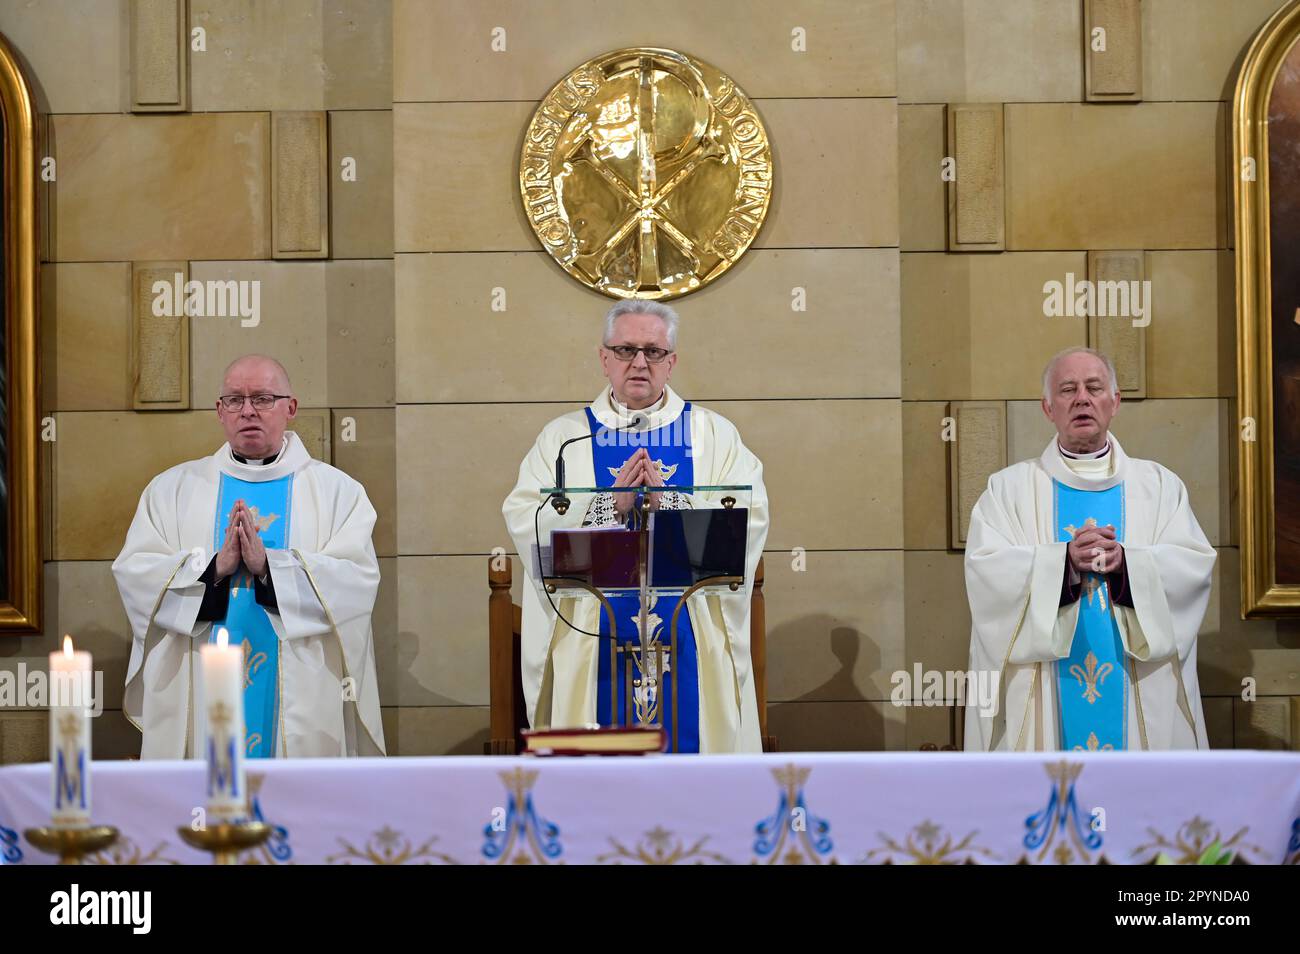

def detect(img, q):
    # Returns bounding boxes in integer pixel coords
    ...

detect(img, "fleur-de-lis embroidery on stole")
[1068,651,1113,704]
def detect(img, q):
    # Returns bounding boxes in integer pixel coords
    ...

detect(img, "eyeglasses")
[219,393,291,412]
[603,344,674,364]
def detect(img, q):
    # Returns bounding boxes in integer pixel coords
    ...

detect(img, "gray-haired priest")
[502,301,769,753]
[112,354,385,759]
[964,346,1215,752]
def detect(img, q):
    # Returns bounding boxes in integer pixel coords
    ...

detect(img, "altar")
[3,751,1298,865]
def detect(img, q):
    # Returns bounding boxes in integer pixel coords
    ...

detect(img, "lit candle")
[49,635,92,829]
[200,627,246,823]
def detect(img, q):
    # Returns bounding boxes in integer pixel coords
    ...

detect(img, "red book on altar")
[521,725,667,756]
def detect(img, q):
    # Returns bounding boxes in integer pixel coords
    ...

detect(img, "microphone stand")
[546,407,654,725]
[550,412,648,514]
[634,490,656,727]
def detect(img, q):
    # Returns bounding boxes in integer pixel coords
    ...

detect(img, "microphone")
[551,411,650,514]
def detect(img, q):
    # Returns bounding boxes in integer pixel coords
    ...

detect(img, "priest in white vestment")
[964,347,1215,752]
[503,301,769,753]
[113,355,385,759]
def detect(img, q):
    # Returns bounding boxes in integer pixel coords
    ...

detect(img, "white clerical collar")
[1041,434,1125,490]
[591,385,684,432]
[609,388,668,417]
[231,436,288,466]
[217,432,309,483]
[1057,438,1111,460]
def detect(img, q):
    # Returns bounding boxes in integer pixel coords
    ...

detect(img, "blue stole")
[1053,479,1128,752]
[585,404,700,753]
[209,472,294,759]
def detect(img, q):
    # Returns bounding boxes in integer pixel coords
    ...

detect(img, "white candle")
[201,627,246,823]
[49,635,92,829]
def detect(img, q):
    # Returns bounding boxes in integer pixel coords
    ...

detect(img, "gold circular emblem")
[520,48,774,300]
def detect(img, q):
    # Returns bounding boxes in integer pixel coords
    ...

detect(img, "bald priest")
[112,355,385,759]
[964,347,1215,752]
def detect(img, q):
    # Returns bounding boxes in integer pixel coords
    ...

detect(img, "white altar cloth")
[2,751,1297,865]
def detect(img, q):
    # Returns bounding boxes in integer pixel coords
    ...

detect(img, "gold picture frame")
[0,31,41,631]
[1235,0,1300,617]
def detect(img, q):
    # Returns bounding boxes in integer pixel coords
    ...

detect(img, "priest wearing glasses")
[113,354,385,759]
[503,301,769,752]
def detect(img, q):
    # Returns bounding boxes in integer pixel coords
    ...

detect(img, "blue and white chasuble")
[962,435,1215,753]
[115,431,387,759]
[209,473,294,759]
[584,405,701,753]
[1054,480,1127,752]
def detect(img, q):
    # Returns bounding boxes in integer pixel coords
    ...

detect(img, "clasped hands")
[611,448,665,520]
[1067,523,1124,576]
[214,500,269,581]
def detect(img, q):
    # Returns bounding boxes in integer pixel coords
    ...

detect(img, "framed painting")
[0,31,41,632]
[1236,0,1300,616]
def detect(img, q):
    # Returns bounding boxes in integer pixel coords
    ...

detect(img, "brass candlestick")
[25,825,119,865]
[177,821,272,865]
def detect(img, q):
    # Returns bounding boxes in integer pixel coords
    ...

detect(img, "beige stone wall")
[0,0,395,762]
[1,0,1297,761]
[895,0,1298,753]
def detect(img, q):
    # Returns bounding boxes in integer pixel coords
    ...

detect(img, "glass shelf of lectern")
[532,485,751,597]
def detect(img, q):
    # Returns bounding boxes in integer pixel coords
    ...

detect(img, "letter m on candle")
[54,749,85,809]
[207,736,240,799]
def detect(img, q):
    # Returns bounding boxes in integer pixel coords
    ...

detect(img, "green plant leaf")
[1196,839,1234,865]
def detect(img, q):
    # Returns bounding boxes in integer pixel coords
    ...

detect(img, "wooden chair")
[487,555,776,754]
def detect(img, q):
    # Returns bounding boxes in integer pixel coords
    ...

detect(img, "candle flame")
[216,627,229,649]
[62,635,74,657]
